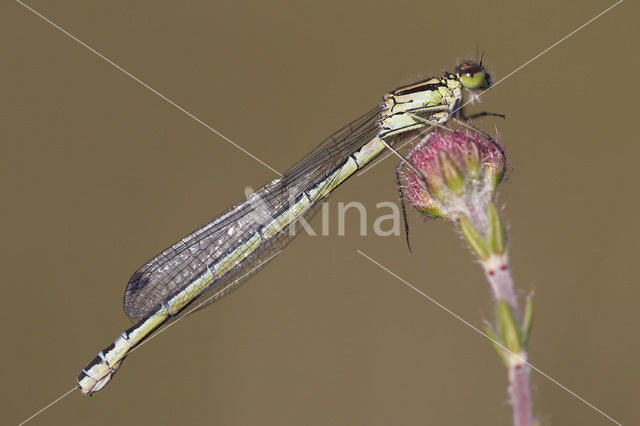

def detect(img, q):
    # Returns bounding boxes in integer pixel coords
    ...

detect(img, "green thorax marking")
[379,74,462,139]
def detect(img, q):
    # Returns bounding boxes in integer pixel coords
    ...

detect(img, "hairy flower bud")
[399,127,505,221]
[398,126,533,425]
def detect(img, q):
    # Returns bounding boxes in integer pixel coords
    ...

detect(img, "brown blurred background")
[2,1,638,425]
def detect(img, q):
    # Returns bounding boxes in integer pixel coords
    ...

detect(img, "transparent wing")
[123,106,380,321]
[179,201,325,317]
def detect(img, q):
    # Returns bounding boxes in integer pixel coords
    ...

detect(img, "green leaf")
[459,214,490,260]
[522,295,534,346]
[487,202,506,256]
[497,301,521,354]
[485,323,508,366]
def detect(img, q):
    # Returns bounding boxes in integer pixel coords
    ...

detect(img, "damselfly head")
[455,61,491,90]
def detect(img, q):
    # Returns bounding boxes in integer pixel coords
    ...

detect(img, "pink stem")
[460,202,534,425]
[486,265,518,315]
[486,265,534,426]
[509,360,533,426]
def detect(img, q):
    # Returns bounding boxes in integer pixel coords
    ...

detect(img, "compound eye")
[456,63,488,90]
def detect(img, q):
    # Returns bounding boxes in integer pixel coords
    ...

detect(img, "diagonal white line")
[17,386,76,426]
[358,0,624,176]
[487,0,624,94]
[14,0,625,424]
[16,0,281,176]
[356,249,623,426]
[15,250,283,425]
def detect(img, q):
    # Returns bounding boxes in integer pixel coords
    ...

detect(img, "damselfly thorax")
[380,73,463,139]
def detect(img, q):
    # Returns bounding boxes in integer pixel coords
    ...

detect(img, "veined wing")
[123,106,380,322]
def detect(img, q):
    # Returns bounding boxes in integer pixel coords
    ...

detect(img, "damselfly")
[78,60,495,395]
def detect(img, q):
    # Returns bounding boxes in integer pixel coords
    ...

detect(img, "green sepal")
[416,205,448,220]
[438,151,465,195]
[464,140,481,180]
[497,301,521,354]
[485,323,508,366]
[459,214,490,260]
[487,202,506,256]
[522,295,534,346]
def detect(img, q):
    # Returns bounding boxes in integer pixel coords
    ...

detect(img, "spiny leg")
[455,95,505,121]
[407,113,503,173]
[407,112,493,140]
[407,110,496,141]
[395,161,412,252]
[465,111,505,120]
[450,118,506,176]
[406,112,455,133]
[379,135,428,190]
[382,112,457,249]
[406,111,498,147]
[450,118,494,140]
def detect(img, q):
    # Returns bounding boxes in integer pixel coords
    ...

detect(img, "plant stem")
[509,356,533,426]
[485,261,533,426]
[460,203,534,426]
[484,259,518,313]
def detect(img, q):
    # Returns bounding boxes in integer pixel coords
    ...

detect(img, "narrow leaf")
[487,202,506,255]
[497,301,521,354]
[485,323,508,366]
[522,295,534,346]
[459,214,490,260]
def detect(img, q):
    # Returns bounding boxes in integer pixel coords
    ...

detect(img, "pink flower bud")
[399,127,505,220]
